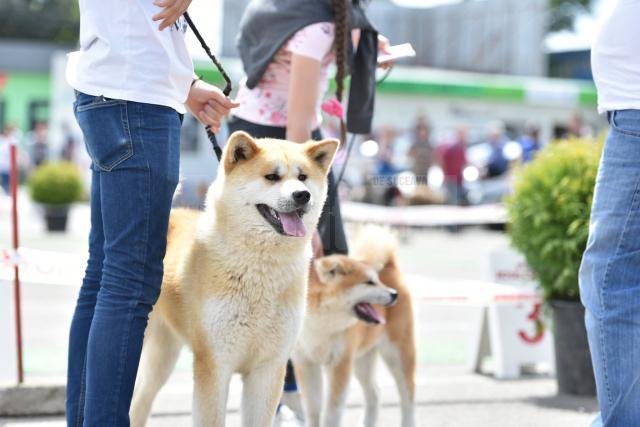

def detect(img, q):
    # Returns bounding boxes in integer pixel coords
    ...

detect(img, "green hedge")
[28,161,83,205]
[507,139,601,301]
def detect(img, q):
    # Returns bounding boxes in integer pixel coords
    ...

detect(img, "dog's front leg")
[324,353,354,427]
[380,339,416,427]
[293,356,324,427]
[241,360,287,427]
[192,352,231,427]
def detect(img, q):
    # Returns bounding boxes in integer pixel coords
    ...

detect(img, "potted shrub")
[507,139,600,396]
[28,161,83,232]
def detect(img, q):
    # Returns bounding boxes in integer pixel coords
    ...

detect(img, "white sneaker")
[274,403,304,427]
[280,391,305,421]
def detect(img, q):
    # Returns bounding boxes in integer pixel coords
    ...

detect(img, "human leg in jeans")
[66,93,180,427]
[0,172,10,194]
[579,109,640,427]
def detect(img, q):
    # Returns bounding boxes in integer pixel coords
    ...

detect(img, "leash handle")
[183,11,232,161]
[205,127,223,160]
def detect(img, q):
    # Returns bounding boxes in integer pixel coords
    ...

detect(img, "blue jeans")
[0,172,9,194]
[580,109,640,427]
[66,92,181,427]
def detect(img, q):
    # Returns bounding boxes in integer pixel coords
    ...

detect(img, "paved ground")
[1,366,598,427]
[0,193,598,426]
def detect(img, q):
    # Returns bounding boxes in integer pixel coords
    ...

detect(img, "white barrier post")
[0,275,18,383]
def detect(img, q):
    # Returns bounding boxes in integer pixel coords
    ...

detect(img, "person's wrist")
[191,78,200,88]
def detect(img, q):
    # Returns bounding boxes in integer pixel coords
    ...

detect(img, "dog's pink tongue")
[279,212,306,237]
[362,303,386,325]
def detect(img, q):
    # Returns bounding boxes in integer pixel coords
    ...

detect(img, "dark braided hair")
[332,0,349,144]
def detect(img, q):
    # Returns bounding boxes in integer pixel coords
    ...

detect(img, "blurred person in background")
[518,123,542,163]
[439,126,468,206]
[565,112,592,139]
[375,125,398,177]
[375,125,400,205]
[579,1,640,426]
[60,122,78,164]
[27,122,48,168]
[485,121,509,178]
[408,113,432,185]
[0,125,18,194]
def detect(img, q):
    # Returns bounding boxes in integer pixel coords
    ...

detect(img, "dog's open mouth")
[256,204,307,237]
[353,302,385,325]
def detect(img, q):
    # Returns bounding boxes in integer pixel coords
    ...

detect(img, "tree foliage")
[0,0,79,43]
[549,0,596,32]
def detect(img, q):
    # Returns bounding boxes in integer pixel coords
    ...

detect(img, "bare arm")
[286,53,322,143]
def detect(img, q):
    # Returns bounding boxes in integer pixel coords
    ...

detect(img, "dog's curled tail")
[352,224,398,270]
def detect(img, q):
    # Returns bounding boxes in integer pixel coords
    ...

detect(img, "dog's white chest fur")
[198,264,306,372]
[296,312,353,366]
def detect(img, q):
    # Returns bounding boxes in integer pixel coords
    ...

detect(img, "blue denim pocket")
[609,110,640,138]
[74,93,134,171]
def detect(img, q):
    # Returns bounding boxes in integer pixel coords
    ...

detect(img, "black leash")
[333,67,394,188]
[183,11,232,161]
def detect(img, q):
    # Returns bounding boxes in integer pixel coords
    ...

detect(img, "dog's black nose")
[388,290,398,305]
[292,190,311,206]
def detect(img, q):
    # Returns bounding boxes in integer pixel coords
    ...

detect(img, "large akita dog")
[293,227,416,427]
[129,131,338,427]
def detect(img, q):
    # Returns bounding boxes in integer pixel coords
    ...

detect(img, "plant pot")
[550,299,596,396]
[43,204,69,232]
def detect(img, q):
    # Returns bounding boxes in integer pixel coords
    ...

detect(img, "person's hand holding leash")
[186,80,239,132]
[153,0,192,31]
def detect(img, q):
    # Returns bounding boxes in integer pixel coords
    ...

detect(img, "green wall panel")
[0,72,51,132]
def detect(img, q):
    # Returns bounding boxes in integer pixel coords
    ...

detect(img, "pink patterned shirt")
[233,22,339,129]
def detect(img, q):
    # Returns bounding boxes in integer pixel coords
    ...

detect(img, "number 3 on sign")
[518,303,545,344]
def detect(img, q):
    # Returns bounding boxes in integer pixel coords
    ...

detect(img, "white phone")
[377,43,416,64]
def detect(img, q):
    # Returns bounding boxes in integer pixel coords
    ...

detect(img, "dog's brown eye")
[298,174,307,182]
[265,174,281,182]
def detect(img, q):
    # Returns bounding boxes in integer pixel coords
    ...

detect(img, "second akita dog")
[129,131,338,427]
[293,227,417,427]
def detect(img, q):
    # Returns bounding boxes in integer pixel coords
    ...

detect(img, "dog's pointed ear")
[305,139,339,174]
[314,256,346,284]
[223,131,261,174]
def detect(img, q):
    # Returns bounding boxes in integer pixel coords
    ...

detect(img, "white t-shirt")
[591,0,640,114]
[66,0,194,114]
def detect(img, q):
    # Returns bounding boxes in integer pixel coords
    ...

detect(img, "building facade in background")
[222,0,548,76]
